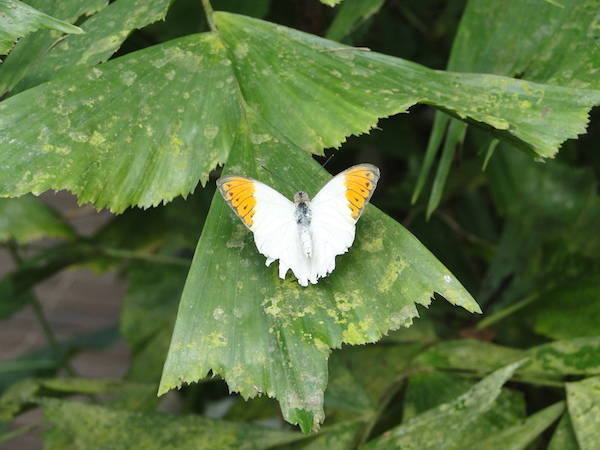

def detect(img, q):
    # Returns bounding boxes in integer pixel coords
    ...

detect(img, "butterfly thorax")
[294,191,313,258]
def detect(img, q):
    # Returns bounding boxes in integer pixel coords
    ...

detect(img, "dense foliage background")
[0,0,599,448]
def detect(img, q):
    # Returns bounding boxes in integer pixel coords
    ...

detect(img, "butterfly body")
[217,164,380,286]
[294,191,313,258]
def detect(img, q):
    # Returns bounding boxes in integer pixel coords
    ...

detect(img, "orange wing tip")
[346,189,367,208]
[217,176,257,227]
[218,177,253,191]
[349,204,361,218]
[343,164,380,220]
[242,209,256,226]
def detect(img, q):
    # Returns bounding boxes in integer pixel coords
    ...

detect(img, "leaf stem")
[7,241,77,377]
[201,0,217,32]
[435,210,495,250]
[476,292,541,330]
[100,247,191,267]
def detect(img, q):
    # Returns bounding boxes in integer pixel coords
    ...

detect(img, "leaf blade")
[0,195,74,244]
[159,110,479,432]
[364,361,525,449]
[0,33,241,212]
[0,0,82,54]
[566,376,600,450]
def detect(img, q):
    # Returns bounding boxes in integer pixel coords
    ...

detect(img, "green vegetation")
[0,0,598,447]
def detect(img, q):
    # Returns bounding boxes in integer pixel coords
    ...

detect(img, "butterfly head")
[293,191,310,204]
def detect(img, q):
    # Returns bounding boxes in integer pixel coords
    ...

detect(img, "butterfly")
[216,164,380,287]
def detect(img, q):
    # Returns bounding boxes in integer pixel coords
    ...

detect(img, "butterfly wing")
[217,175,311,285]
[309,164,380,280]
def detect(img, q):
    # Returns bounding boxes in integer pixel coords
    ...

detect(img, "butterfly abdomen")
[295,196,313,258]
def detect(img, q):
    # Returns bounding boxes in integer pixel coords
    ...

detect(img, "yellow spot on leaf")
[342,323,365,345]
[378,258,407,293]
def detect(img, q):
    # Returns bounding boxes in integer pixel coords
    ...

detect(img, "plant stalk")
[7,241,77,376]
[201,0,217,32]
[476,292,541,330]
[100,247,191,266]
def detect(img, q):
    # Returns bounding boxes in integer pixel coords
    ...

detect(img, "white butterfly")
[217,164,380,286]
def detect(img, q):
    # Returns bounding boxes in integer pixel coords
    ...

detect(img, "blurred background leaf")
[0,196,74,244]
[0,0,108,95]
[41,399,305,450]
[324,0,384,42]
[566,377,600,450]
[0,0,82,55]
[364,361,524,449]
[413,0,600,217]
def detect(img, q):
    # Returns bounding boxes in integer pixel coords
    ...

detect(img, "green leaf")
[1,12,598,212]
[0,0,82,55]
[402,371,526,448]
[487,146,597,225]
[0,0,108,95]
[415,339,523,373]
[320,0,343,6]
[481,138,499,171]
[402,370,525,419]
[363,361,525,449]
[0,32,241,212]
[324,0,384,42]
[411,113,450,204]
[549,413,580,450]
[475,402,564,450]
[213,0,271,18]
[450,0,600,89]
[325,355,374,413]
[416,338,600,379]
[0,377,157,422]
[480,145,600,307]
[418,0,600,215]
[41,399,303,450]
[120,263,187,382]
[0,195,74,244]
[425,120,466,218]
[299,420,363,450]
[328,344,422,409]
[566,376,600,450]
[13,0,173,93]
[382,316,437,344]
[159,108,479,432]
[215,13,597,158]
[223,395,280,423]
[532,275,600,340]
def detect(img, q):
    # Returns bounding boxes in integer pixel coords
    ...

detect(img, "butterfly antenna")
[259,165,297,192]
[322,153,335,169]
